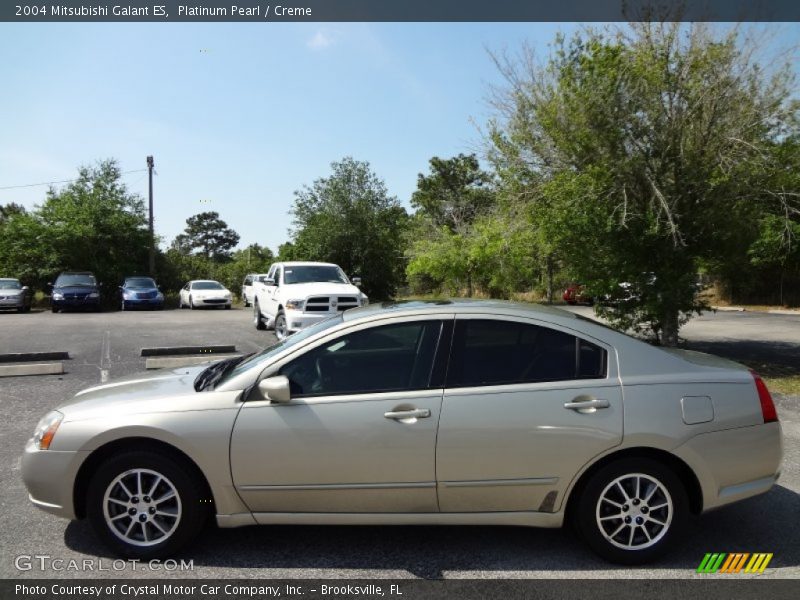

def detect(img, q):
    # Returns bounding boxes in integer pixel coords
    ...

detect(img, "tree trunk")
[661,309,680,347]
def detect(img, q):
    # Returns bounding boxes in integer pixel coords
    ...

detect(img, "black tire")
[86,450,210,560]
[274,310,288,340]
[51,306,59,313]
[574,457,688,565]
[224,304,231,310]
[254,300,266,330]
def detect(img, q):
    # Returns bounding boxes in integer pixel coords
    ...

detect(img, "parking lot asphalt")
[0,306,798,579]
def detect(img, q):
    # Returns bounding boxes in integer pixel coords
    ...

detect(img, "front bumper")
[673,421,783,512]
[284,309,335,332]
[0,296,26,309]
[52,297,101,310]
[21,438,85,520]
[196,297,231,307]
[123,298,164,309]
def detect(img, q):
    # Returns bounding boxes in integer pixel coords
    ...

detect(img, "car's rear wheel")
[253,300,266,330]
[86,451,209,559]
[274,310,288,340]
[575,457,688,564]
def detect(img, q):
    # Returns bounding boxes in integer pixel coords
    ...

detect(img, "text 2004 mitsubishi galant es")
[22,300,782,564]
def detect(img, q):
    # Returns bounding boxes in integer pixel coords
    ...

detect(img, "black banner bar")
[3,1,800,23]
[4,579,800,600]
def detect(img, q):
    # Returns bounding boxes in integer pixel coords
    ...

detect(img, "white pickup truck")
[252,261,368,339]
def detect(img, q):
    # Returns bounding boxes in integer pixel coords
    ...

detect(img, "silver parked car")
[21,300,782,563]
[0,277,32,312]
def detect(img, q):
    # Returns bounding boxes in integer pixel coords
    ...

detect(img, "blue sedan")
[119,277,165,310]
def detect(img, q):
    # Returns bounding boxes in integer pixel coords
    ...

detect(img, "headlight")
[285,299,304,310]
[52,292,64,300]
[360,294,369,306]
[122,291,133,299]
[88,292,99,298]
[32,411,63,450]
[157,292,164,300]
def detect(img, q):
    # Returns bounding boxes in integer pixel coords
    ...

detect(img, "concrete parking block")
[141,345,237,356]
[145,354,240,369]
[0,351,69,363]
[0,362,64,377]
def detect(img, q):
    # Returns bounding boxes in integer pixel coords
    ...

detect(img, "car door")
[264,266,280,317]
[436,315,622,514]
[230,315,452,515]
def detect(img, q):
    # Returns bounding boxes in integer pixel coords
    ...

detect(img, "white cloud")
[307,30,334,50]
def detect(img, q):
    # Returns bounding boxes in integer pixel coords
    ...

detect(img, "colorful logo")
[697,553,773,574]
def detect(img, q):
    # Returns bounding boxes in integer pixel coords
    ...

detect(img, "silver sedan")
[0,277,32,312]
[21,300,783,563]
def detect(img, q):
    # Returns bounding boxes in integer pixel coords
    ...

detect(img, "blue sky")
[0,22,796,253]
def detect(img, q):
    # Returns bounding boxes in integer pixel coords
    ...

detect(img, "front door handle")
[564,398,610,412]
[384,408,431,420]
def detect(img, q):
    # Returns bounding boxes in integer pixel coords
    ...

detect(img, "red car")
[563,284,594,305]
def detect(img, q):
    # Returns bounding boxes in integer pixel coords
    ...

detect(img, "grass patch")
[763,376,800,396]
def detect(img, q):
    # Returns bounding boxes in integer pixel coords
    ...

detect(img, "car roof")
[277,262,339,268]
[58,271,95,275]
[342,299,580,323]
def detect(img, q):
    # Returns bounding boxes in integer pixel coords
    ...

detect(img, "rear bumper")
[673,422,783,512]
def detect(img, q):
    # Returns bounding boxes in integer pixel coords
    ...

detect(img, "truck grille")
[304,296,360,312]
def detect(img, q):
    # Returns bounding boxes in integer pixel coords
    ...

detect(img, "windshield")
[192,281,224,290]
[125,277,157,289]
[55,274,96,287]
[284,265,348,285]
[221,313,343,383]
[0,279,21,289]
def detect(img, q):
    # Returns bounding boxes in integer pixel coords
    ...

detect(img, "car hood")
[283,282,363,298]
[124,287,160,293]
[57,364,239,421]
[191,289,229,296]
[54,285,98,293]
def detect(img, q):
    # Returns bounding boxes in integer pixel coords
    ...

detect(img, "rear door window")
[447,319,606,387]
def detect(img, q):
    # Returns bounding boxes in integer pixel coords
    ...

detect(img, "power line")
[0,168,150,191]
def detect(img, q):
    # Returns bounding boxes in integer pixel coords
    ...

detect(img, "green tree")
[289,157,408,300]
[172,211,240,260]
[489,24,799,345]
[411,154,495,234]
[5,160,151,293]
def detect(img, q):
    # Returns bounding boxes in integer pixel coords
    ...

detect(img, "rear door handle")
[564,398,610,412]
[384,408,431,420]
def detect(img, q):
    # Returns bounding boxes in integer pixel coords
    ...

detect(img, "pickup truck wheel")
[275,310,288,340]
[253,301,266,330]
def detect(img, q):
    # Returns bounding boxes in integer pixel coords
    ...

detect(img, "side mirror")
[258,375,291,403]
[265,278,276,286]
[21,286,29,291]
[352,277,362,286]
[47,282,53,288]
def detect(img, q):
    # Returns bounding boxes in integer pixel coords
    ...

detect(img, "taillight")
[751,371,778,423]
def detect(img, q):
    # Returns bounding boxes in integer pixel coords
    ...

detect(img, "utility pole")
[147,155,155,276]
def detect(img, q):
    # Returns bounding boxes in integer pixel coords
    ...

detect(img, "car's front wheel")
[574,457,688,564]
[86,451,209,559]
